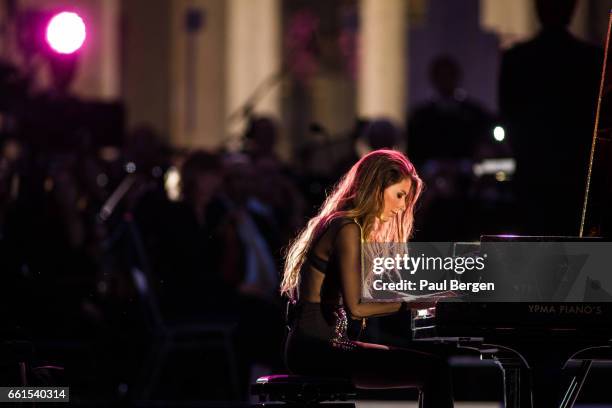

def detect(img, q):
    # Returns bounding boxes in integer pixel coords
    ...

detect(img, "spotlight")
[493,126,505,142]
[46,11,86,54]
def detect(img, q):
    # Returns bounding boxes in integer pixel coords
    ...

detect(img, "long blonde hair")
[281,149,423,300]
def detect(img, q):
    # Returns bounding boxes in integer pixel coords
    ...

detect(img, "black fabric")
[304,217,356,274]
[284,301,348,376]
[304,252,328,274]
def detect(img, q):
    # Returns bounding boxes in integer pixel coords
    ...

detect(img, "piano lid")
[580,11,612,238]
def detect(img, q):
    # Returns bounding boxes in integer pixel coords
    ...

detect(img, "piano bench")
[251,374,356,407]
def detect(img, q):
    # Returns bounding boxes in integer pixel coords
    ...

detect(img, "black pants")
[284,302,454,408]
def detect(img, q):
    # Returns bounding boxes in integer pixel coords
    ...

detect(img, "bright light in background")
[495,171,507,182]
[493,125,505,142]
[473,158,516,177]
[46,12,86,54]
[164,166,181,202]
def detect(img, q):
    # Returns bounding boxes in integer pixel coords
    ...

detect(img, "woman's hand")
[406,299,439,310]
[405,291,459,310]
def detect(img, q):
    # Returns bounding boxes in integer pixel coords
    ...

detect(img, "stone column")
[225,0,281,152]
[122,0,171,137]
[169,0,226,149]
[480,0,538,48]
[98,0,120,99]
[358,0,407,125]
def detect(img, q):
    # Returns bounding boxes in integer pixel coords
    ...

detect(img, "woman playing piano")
[281,149,454,407]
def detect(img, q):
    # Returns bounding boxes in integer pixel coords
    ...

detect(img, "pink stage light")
[45,12,86,54]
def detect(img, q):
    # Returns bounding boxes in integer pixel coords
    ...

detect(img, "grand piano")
[412,12,612,408]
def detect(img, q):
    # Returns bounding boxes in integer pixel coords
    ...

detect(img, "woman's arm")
[335,222,404,319]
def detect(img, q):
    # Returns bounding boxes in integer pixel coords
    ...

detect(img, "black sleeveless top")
[284,217,362,375]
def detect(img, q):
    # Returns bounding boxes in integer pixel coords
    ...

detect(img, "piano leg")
[494,358,533,408]
[531,363,564,408]
[460,343,534,407]
[559,360,592,408]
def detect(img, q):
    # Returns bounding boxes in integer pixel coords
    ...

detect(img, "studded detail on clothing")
[330,306,357,351]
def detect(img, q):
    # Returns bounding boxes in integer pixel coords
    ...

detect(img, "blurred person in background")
[153,150,229,317]
[407,55,493,168]
[499,0,602,236]
[407,55,494,240]
[243,116,307,260]
[152,149,285,397]
[333,118,402,181]
[216,153,287,392]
